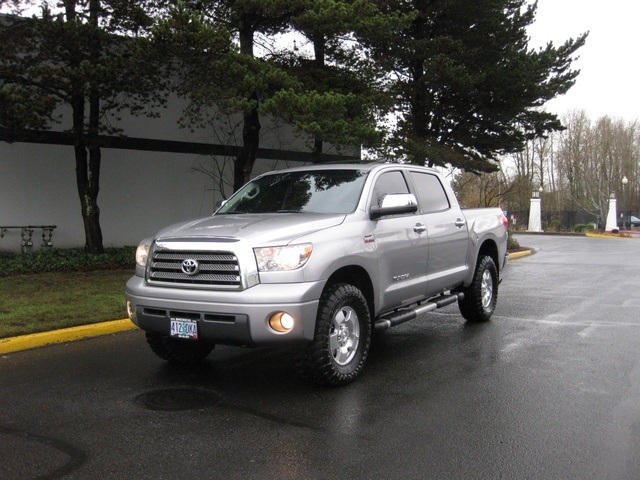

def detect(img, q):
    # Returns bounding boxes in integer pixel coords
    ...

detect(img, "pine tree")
[0,1,168,253]
[268,0,394,161]
[363,0,587,172]
[176,0,305,191]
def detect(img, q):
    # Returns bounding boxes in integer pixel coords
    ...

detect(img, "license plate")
[170,318,198,340]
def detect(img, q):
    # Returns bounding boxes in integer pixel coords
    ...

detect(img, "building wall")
[0,104,358,253]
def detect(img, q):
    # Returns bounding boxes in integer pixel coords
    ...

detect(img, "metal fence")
[507,210,640,232]
[506,210,603,232]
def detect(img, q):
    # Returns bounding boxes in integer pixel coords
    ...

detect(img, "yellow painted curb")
[586,232,636,239]
[0,319,137,355]
[508,250,533,260]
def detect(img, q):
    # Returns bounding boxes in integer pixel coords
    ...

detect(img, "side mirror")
[214,199,227,214]
[370,193,419,220]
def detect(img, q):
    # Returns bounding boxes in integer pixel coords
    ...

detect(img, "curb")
[0,319,137,355]
[508,250,533,260]
[585,232,640,239]
[3,252,535,356]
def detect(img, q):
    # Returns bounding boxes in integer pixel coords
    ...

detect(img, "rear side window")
[370,171,410,208]
[409,172,450,213]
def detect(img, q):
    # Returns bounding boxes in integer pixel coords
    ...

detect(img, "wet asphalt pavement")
[2,234,640,479]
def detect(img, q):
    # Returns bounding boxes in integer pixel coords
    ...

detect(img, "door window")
[410,172,450,213]
[370,171,410,208]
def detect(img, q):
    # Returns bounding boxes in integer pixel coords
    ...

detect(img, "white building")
[0,99,359,253]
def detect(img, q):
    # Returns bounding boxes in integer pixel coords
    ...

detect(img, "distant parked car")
[618,215,640,228]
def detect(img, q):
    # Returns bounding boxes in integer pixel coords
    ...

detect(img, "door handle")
[414,223,427,234]
[455,218,466,228]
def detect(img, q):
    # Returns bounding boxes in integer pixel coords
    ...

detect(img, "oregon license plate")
[170,318,198,340]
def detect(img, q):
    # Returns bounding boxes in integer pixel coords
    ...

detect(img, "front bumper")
[125,276,324,346]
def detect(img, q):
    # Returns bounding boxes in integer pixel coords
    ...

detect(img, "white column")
[528,198,542,232]
[605,195,618,232]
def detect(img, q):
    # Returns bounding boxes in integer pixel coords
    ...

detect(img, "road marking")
[493,315,640,328]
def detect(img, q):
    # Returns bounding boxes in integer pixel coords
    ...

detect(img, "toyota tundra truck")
[126,162,508,386]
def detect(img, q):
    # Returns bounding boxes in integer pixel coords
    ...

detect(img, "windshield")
[217,169,368,215]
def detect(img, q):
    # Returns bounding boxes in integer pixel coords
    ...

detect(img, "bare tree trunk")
[234,17,260,191]
[70,0,104,253]
[311,32,325,163]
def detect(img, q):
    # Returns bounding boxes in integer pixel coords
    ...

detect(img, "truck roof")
[263,162,440,176]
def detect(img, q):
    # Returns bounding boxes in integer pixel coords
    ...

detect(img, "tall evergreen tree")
[162,1,395,188]
[363,0,587,172]
[0,0,167,253]
[273,0,392,161]
[199,0,306,190]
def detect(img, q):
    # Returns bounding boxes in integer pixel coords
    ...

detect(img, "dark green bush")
[574,223,595,232]
[0,247,135,276]
[507,233,520,251]
[542,219,563,232]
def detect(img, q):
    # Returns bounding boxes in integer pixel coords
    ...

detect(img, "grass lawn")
[0,269,133,339]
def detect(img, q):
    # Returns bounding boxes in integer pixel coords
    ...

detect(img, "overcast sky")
[527,0,640,122]
[2,1,637,123]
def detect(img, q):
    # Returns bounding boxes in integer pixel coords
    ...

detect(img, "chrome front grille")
[148,249,241,287]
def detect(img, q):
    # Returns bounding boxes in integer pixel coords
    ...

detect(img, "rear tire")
[145,332,214,364]
[459,255,498,323]
[299,283,371,387]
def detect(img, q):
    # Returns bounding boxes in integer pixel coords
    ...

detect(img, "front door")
[369,170,429,312]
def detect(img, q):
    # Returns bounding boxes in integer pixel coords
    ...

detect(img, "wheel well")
[478,239,499,273]
[324,266,375,318]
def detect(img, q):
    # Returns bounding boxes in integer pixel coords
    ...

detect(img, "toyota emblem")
[181,258,199,275]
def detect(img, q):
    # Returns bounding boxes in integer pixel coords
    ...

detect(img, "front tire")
[145,332,214,364]
[459,255,498,323]
[300,283,371,387]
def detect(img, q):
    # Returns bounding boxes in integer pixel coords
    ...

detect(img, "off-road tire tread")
[459,255,498,323]
[299,283,371,387]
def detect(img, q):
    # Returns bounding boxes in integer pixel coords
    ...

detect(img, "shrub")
[574,223,595,232]
[507,233,520,251]
[0,247,135,276]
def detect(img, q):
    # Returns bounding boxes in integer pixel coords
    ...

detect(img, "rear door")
[408,171,469,294]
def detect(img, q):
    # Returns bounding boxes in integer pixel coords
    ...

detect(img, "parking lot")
[2,234,640,479]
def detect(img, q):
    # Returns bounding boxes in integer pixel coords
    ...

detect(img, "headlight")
[254,243,312,272]
[135,243,151,267]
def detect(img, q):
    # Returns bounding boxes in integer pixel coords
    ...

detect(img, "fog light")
[268,312,294,333]
[126,300,136,321]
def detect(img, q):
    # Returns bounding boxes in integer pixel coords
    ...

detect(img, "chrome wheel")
[330,306,360,366]
[301,283,371,386]
[481,269,494,309]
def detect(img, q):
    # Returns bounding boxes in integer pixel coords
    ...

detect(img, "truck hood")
[155,213,346,246]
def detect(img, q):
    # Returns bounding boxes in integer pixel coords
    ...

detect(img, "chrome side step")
[374,292,465,331]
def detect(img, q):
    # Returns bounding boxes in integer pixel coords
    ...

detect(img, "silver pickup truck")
[126,163,508,386]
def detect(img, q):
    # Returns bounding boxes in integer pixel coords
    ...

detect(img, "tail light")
[501,213,509,229]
